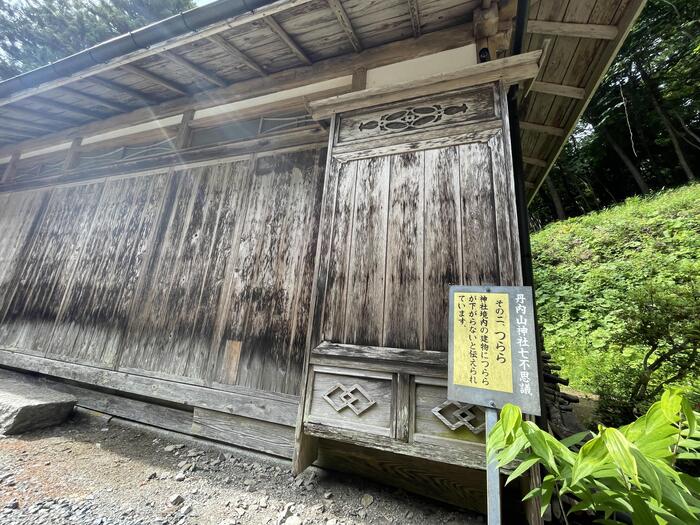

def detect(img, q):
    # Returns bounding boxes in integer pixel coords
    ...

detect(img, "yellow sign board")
[452,292,513,393]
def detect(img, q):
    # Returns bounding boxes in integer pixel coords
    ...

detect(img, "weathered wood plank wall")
[316,140,521,352]
[0,147,325,397]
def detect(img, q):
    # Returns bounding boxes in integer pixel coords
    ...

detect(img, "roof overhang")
[0,0,646,200]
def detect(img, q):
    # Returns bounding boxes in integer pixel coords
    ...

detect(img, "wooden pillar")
[175,110,196,150]
[62,137,83,172]
[1,151,20,184]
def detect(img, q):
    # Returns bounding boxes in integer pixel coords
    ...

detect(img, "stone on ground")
[0,369,76,435]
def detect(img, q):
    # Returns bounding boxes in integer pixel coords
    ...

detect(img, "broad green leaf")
[499,404,522,441]
[522,421,558,474]
[561,430,592,449]
[603,428,639,486]
[629,494,660,525]
[631,448,662,501]
[572,435,609,485]
[505,457,539,485]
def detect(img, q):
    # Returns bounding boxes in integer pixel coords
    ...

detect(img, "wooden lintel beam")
[5,105,80,126]
[119,64,190,96]
[1,151,20,184]
[59,86,134,113]
[89,76,159,105]
[207,35,267,77]
[523,156,548,168]
[527,20,619,40]
[161,50,228,88]
[264,16,312,65]
[33,95,108,120]
[531,81,585,99]
[407,0,421,37]
[327,0,363,52]
[520,121,566,136]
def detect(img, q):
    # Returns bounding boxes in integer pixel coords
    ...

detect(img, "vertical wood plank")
[0,182,104,354]
[343,155,391,346]
[423,146,462,352]
[383,151,424,349]
[46,174,168,366]
[459,142,500,286]
[319,158,357,342]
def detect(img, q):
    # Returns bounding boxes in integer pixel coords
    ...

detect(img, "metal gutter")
[0,0,276,98]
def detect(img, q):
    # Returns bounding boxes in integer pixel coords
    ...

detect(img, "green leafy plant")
[487,388,700,524]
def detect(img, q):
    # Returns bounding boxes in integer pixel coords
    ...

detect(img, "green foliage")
[0,0,195,80]
[530,0,700,226]
[531,185,700,425]
[487,389,700,524]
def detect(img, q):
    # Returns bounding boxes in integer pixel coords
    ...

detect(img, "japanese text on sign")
[453,292,512,393]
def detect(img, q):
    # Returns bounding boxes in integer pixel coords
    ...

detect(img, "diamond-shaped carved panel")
[323,383,376,416]
[432,400,486,434]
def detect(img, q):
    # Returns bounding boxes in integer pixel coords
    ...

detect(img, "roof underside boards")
[0,0,645,200]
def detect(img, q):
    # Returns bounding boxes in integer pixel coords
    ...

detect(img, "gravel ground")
[0,410,485,525]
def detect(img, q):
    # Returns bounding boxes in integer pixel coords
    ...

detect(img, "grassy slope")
[531,184,700,392]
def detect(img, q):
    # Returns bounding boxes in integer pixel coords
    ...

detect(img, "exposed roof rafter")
[119,64,190,96]
[327,0,363,52]
[520,121,566,136]
[264,16,312,65]
[528,20,619,40]
[59,86,134,113]
[207,35,267,77]
[6,105,81,126]
[531,81,585,99]
[1,113,61,133]
[89,76,160,105]
[32,96,109,120]
[162,50,228,87]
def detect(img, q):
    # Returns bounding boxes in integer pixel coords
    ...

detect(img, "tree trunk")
[604,130,650,194]
[545,177,566,220]
[635,60,696,182]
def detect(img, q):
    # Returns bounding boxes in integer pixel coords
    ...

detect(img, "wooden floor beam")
[264,16,313,65]
[207,35,267,77]
[327,0,363,52]
[0,113,60,133]
[531,81,585,99]
[527,20,619,40]
[119,64,190,96]
[162,51,228,88]
[5,105,81,126]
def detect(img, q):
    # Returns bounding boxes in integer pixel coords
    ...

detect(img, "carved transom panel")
[358,103,469,134]
[432,400,486,434]
[323,383,376,416]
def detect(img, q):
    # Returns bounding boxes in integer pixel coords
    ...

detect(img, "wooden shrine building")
[0,0,644,517]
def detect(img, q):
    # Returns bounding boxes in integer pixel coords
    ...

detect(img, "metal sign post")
[447,285,541,524]
[485,407,501,524]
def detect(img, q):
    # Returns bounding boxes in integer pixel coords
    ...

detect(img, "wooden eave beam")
[32,96,109,120]
[89,76,159,105]
[520,121,566,136]
[531,81,585,99]
[264,16,312,65]
[119,64,190,96]
[527,20,619,40]
[59,86,134,113]
[207,35,267,77]
[0,24,475,158]
[407,0,421,37]
[161,50,228,88]
[327,0,363,52]
[309,49,542,119]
